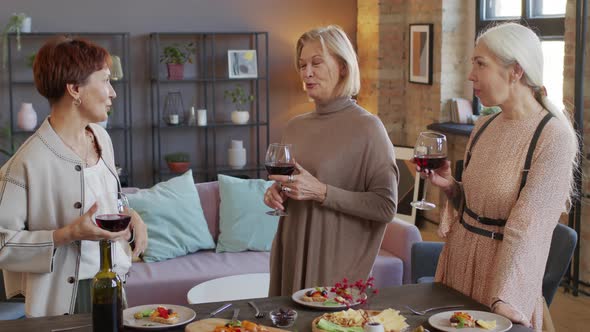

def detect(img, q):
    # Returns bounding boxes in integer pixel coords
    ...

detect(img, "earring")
[73,98,82,106]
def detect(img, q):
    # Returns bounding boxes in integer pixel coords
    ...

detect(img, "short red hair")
[33,36,112,105]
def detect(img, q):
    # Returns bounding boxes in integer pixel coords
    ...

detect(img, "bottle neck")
[99,240,113,272]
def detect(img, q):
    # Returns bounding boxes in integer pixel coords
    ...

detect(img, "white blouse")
[78,159,132,280]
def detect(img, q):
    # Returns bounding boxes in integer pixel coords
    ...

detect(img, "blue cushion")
[127,170,215,262]
[0,302,25,320]
[216,175,279,252]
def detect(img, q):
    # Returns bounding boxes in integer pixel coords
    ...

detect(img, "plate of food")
[428,310,512,332]
[292,286,366,309]
[185,317,288,332]
[124,304,196,329]
[312,308,409,332]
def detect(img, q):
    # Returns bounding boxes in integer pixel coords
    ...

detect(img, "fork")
[248,301,264,319]
[230,308,240,325]
[405,304,464,315]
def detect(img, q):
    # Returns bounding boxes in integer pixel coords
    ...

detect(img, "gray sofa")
[124,181,422,306]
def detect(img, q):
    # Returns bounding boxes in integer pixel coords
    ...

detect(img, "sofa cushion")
[216,175,279,252]
[126,250,270,306]
[195,181,221,241]
[372,249,404,289]
[127,170,215,262]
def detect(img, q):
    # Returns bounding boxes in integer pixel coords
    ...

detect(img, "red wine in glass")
[410,132,448,211]
[95,214,131,232]
[265,143,294,216]
[413,154,447,170]
[265,162,295,176]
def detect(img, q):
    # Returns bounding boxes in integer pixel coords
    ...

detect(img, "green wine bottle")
[91,240,123,331]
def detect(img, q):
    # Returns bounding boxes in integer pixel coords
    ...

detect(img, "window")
[476,0,566,110]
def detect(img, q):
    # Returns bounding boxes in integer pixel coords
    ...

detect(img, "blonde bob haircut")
[295,25,360,97]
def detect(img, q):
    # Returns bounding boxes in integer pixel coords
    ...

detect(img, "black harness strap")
[461,111,554,241]
[518,112,554,198]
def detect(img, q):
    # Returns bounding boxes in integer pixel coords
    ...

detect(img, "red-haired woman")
[0,36,147,317]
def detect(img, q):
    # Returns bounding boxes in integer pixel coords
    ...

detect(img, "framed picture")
[409,24,433,85]
[228,50,258,78]
[394,146,420,225]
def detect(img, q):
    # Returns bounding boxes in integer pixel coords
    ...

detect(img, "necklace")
[62,129,94,167]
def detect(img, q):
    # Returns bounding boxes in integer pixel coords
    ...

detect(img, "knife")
[209,303,232,317]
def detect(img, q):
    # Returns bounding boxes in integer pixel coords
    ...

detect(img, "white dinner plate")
[291,287,363,309]
[123,304,196,329]
[428,310,512,332]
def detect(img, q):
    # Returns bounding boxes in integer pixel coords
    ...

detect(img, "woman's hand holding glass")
[264,182,288,212]
[411,132,448,210]
[53,203,128,247]
[417,159,456,196]
[268,162,327,203]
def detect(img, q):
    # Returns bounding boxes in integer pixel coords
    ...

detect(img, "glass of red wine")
[95,192,132,235]
[265,143,295,216]
[410,132,448,210]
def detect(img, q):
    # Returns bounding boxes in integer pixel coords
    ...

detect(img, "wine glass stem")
[421,178,429,202]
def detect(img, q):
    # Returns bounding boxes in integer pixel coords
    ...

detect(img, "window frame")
[476,0,565,37]
[473,0,566,114]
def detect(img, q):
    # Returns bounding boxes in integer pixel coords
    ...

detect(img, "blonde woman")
[264,25,399,296]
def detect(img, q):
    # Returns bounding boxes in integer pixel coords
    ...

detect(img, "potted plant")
[164,152,190,174]
[2,13,31,69]
[224,85,254,124]
[160,42,196,80]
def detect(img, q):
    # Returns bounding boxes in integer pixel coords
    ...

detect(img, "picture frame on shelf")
[228,50,258,78]
[409,23,433,85]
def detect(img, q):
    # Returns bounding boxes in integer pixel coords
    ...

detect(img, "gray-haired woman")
[423,22,577,331]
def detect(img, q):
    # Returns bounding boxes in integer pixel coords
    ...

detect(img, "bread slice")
[303,295,328,302]
[150,313,179,325]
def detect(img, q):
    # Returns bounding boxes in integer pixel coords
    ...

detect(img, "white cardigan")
[0,118,129,317]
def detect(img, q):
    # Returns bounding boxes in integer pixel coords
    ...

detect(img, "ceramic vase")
[20,17,31,33]
[17,102,37,131]
[197,109,207,126]
[231,110,249,124]
[228,140,246,169]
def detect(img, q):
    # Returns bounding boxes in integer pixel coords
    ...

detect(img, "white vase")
[231,110,250,124]
[20,17,31,33]
[228,140,246,169]
[17,102,37,131]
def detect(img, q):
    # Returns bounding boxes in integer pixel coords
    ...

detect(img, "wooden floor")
[417,220,590,332]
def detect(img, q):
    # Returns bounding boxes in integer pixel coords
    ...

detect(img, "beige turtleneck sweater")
[269,97,399,296]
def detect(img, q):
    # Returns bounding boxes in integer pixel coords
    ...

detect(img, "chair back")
[543,223,577,306]
[0,270,25,320]
[411,223,577,307]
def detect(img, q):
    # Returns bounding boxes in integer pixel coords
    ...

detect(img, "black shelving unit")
[150,32,270,184]
[4,32,133,185]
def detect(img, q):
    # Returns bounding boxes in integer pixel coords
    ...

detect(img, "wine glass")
[95,192,132,234]
[410,132,448,210]
[264,143,295,216]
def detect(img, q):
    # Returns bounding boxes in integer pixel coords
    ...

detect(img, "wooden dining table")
[0,283,533,332]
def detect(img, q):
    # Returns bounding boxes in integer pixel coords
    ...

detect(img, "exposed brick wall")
[358,0,589,287]
[358,0,474,222]
[564,0,590,283]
